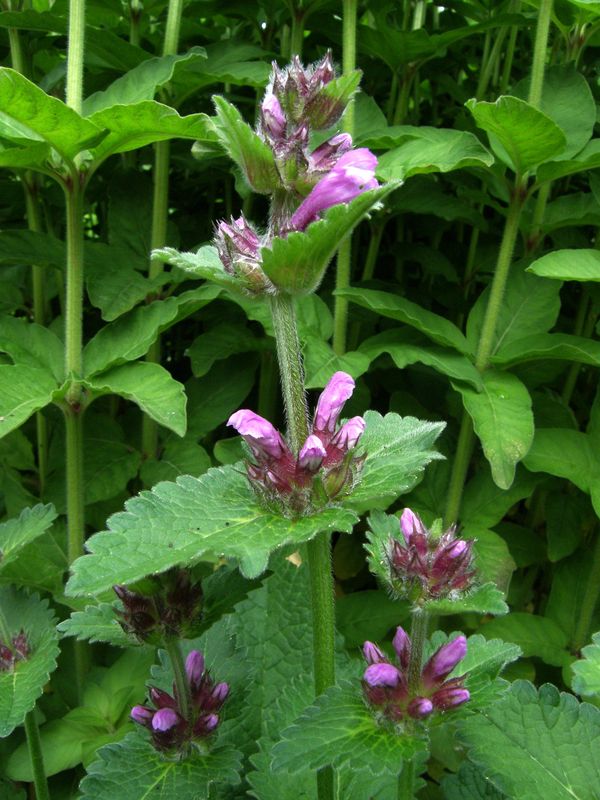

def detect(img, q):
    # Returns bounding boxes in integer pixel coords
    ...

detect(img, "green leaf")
[461,468,542,529]
[455,370,534,490]
[212,95,279,194]
[359,330,483,389]
[458,681,600,800]
[443,761,507,800]
[152,245,241,292]
[0,229,65,270]
[522,428,598,494]
[0,315,64,382]
[0,587,59,736]
[492,332,600,368]
[187,322,263,377]
[424,583,508,616]
[186,356,256,438]
[85,362,187,436]
[546,492,587,562]
[87,101,213,163]
[261,185,398,295]
[466,96,567,174]
[527,249,600,281]
[537,139,600,182]
[272,683,428,776]
[465,528,516,592]
[572,631,600,697]
[0,365,57,439]
[140,434,211,487]
[480,614,570,667]
[346,411,445,513]
[66,465,359,595]
[57,603,132,647]
[0,68,105,161]
[0,504,57,572]
[337,590,409,648]
[340,287,471,353]
[85,248,165,321]
[82,48,207,116]
[303,334,370,389]
[376,127,493,181]
[173,42,270,91]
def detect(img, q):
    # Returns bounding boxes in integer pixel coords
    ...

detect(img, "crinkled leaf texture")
[66,465,359,596]
[79,732,242,800]
[0,503,56,572]
[442,761,506,799]
[0,587,59,736]
[57,603,133,648]
[458,681,600,800]
[271,682,428,776]
[572,632,600,697]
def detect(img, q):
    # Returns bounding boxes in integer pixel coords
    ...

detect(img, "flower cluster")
[131,650,228,753]
[213,54,378,294]
[362,627,469,725]
[0,629,29,672]
[114,568,203,644]
[386,509,475,603]
[227,371,365,514]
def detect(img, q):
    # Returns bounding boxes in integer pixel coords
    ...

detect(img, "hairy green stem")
[528,0,553,109]
[572,528,600,653]
[129,0,142,47]
[407,608,429,694]
[64,182,84,390]
[289,8,304,57]
[64,406,84,565]
[332,0,358,356]
[527,181,551,253]
[165,638,192,720]
[24,711,51,800]
[444,413,475,526]
[65,0,86,113]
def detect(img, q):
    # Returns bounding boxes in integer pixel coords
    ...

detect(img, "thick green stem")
[129,0,142,47]
[8,26,25,73]
[289,8,304,57]
[407,608,429,695]
[527,181,551,253]
[165,638,192,719]
[65,407,84,565]
[24,711,51,800]
[444,413,475,526]
[162,0,184,56]
[65,0,86,113]
[332,0,358,357]
[64,182,84,385]
[528,0,553,109]
[572,528,600,653]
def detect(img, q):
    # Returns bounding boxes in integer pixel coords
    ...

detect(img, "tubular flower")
[386,508,475,602]
[131,650,228,754]
[362,627,469,726]
[227,371,365,514]
[214,215,274,295]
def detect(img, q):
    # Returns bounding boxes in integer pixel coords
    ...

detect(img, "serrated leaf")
[453,370,534,490]
[0,587,59,736]
[572,632,600,697]
[66,465,359,596]
[527,248,600,281]
[0,315,64,382]
[442,761,507,799]
[458,681,600,800]
[466,96,566,174]
[424,583,508,616]
[85,362,187,436]
[152,245,241,292]
[57,603,132,647]
[0,364,57,439]
[346,411,445,513]
[261,185,398,295]
[339,287,471,353]
[271,682,428,775]
[480,614,570,667]
[0,504,57,572]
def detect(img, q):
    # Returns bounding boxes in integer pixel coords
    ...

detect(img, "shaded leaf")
[572,631,600,697]
[480,614,570,667]
[57,603,132,648]
[0,504,57,572]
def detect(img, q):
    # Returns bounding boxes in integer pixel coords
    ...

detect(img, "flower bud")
[363,641,385,665]
[211,682,229,704]
[407,697,434,719]
[131,705,154,726]
[392,626,411,671]
[421,636,467,689]
[149,686,177,709]
[203,713,219,732]
[313,372,356,434]
[185,650,205,687]
[214,216,272,294]
[431,686,470,710]
[298,434,327,472]
[332,416,365,450]
[152,707,181,732]
[227,410,287,459]
[400,508,418,544]
[364,662,402,688]
[261,93,286,140]
[309,133,353,172]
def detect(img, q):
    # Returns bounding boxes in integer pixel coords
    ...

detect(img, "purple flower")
[392,626,411,671]
[308,133,353,172]
[261,93,286,141]
[131,705,154,725]
[0,629,30,672]
[298,434,327,472]
[363,641,385,665]
[214,215,272,294]
[332,416,365,450]
[431,686,470,710]
[290,149,379,232]
[407,697,434,719]
[313,372,356,434]
[421,636,467,689]
[185,650,205,686]
[152,707,181,732]
[227,410,288,460]
[364,662,402,687]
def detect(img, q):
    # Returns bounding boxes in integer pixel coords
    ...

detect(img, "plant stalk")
[407,608,429,695]
[24,711,51,800]
[165,638,192,719]
[289,8,304,57]
[65,0,86,114]
[572,528,600,653]
[500,2,521,94]
[528,0,553,109]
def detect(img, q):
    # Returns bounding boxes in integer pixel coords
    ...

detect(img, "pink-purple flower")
[362,627,469,724]
[214,215,273,294]
[227,371,365,513]
[131,649,228,753]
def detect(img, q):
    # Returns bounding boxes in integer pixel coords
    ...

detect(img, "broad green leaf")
[0,68,105,161]
[537,139,600,182]
[454,370,534,490]
[261,185,398,295]
[85,362,186,436]
[140,434,211,487]
[461,468,541,529]
[465,528,516,592]
[376,127,493,181]
[303,335,370,389]
[0,504,56,572]
[171,42,270,93]
[546,492,587,562]
[543,192,600,232]
[186,356,256,438]
[85,250,167,321]
[66,465,359,595]
[443,761,506,800]
[359,329,483,389]
[212,95,279,194]
[0,229,65,270]
[480,614,570,667]
[87,101,213,163]
[0,364,57,439]
[527,249,600,281]
[187,322,264,377]
[492,332,600,368]
[152,245,241,292]
[271,683,428,776]
[545,551,596,642]
[0,142,51,172]
[82,48,207,116]
[0,315,64,381]
[523,428,598,494]
[424,583,507,616]
[572,632,600,696]
[340,287,471,354]
[458,681,600,800]
[0,588,59,736]
[466,96,566,174]
[336,590,409,648]
[57,603,132,647]
[346,411,445,513]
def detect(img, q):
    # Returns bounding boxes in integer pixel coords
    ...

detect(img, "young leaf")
[466,96,566,174]
[458,681,600,800]
[84,362,187,436]
[65,466,359,596]
[453,370,534,490]
[526,249,600,282]
[345,411,445,513]
[0,364,58,439]
[271,683,428,775]
[572,631,600,697]
[0,504,57,572]
[57,603,133,648]
[0,588,60,736]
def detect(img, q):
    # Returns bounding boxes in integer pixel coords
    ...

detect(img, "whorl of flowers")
[227,371,365,514]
